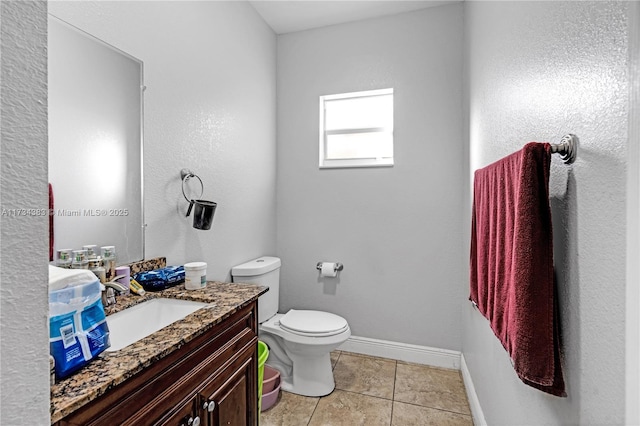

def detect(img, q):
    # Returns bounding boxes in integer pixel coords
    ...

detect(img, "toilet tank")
[231,256,281,324]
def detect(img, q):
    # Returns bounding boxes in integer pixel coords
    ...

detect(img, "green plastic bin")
[258,340,269,414]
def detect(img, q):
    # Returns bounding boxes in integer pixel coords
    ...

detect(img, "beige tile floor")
[260,351,473,426]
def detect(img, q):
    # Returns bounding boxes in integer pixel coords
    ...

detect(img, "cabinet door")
[210,370,247,426]
[155,397,201,426]
[201,342,257,426]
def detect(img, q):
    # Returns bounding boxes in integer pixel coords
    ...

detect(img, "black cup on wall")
[186,199,217,230]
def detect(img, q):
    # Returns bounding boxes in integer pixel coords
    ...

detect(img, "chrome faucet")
[101,278,129,307]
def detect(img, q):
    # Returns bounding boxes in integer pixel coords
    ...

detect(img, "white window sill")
[319,158,394,169]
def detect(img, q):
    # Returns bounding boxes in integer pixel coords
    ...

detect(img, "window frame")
[319,88,394,169]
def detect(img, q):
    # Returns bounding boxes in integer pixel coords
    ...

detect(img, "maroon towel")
[469,142,565,397]
[49,183,54,262]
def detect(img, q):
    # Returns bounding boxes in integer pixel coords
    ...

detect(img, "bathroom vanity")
[50,282,267,426]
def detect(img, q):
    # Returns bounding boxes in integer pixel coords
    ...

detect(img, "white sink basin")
[105,298,208,352]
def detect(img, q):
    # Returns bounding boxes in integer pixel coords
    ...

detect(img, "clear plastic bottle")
[88,257,106,283]
[82,245,99,259]
[56,249,73,268]
[71,250,88,269]
[101,246,116,280]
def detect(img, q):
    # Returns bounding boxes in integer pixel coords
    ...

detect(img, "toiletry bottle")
[83,244,98,259]
[56,249,73,268]
[71,250,88,269]
[101,246,116,280]
[88,257,106,283]
[115,265,130,294]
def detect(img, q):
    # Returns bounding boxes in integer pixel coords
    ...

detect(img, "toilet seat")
[279,309,349,337]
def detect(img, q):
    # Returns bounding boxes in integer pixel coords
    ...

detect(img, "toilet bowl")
[231,257,350,397]
[259,310,351,396]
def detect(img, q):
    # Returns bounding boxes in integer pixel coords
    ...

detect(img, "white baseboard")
[338,335,461,370]
[460,353,487,426]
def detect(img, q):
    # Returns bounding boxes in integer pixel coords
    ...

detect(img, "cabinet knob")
[207,400,216,412]
[186,416,201,426]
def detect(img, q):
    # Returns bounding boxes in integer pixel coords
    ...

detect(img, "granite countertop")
[50,281,267,424]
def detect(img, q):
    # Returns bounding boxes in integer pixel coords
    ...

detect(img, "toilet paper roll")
[320,262,337,278]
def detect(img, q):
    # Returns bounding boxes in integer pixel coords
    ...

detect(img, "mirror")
[48,15,144,265]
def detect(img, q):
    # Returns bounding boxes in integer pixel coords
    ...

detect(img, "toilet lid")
[279,309,348,337]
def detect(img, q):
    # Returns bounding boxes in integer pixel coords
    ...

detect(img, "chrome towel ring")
[181,168,204,202]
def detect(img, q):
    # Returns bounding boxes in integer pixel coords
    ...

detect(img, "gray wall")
[49,1,277,281]
[276,4,464,350]
[0,0,50,423]
[463,2,632,424]
[626,3,640,421]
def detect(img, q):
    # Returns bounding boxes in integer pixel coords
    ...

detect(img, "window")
[319,88,393,169]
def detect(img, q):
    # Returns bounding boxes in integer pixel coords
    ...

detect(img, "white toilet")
[231,256,350,397]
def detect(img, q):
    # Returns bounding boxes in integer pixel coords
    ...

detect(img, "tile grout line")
[306,397,320,426]
[306,350,342,425]
[322,386,472,418]
[393,398,474,418]
[389,360,398,426]
[332,387,394,401]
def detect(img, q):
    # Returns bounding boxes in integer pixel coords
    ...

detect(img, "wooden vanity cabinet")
[200,345,254,426]
[56,302,259,426]
[161,341,256,426]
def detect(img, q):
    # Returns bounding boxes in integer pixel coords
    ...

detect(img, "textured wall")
[0,0,51,423]
[276,5,464,350]
[49,1,277,281]
[626,4,640,422]
[463,2,631,424]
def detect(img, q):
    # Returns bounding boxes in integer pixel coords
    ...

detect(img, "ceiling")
[249,0,459,35]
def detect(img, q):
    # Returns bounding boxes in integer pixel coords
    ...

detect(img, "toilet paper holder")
[316,262,344,273]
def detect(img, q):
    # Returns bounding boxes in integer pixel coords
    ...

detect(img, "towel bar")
[549,134,578,165]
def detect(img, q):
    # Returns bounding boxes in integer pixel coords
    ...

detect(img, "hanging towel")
[469,142,565,397]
